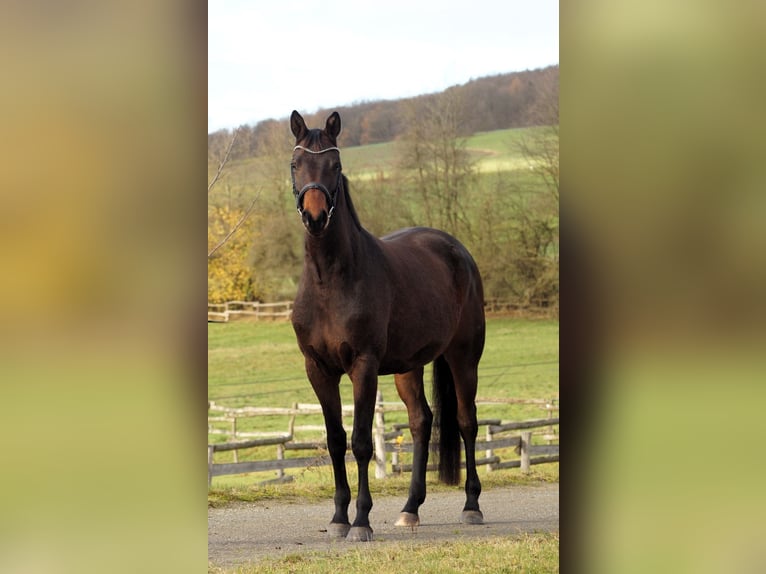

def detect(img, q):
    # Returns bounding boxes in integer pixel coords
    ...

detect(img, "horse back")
[377,227,485,369]
[380,227,483,308]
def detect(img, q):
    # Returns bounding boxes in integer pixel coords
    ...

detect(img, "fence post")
[520,431,532,474]
[391,439,399,473]
[288,402,298,438]
[374,391,387,479]
[208,445,214,488]
[278,402,298,481]
[485,424,494,473]
[546,399,556,445]
[232,418,238,463]
[276,443,285,479]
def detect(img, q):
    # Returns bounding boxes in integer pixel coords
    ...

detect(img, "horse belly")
[380,300,457,369]
[379,340,444,375]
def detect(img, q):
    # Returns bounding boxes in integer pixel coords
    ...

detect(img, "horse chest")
[292,300,386,373]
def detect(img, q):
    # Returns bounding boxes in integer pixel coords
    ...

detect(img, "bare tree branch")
[207,190,261,259]
[208,127,240,194]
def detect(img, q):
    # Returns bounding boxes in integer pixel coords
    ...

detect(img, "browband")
[293,145,340,154]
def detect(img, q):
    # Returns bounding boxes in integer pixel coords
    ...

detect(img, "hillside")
[208,65,558,162]
[211,126,548,193]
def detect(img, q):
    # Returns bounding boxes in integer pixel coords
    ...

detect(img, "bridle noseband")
[291,145,342,224]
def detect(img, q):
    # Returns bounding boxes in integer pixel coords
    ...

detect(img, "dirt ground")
[208,483,559,568]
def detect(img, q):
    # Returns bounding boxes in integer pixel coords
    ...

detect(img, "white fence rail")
[208,299,527,323]
[208,301,293,322]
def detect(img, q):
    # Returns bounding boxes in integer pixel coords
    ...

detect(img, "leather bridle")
[291,145,342,222]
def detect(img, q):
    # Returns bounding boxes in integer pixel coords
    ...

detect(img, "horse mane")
[340,174,363,231]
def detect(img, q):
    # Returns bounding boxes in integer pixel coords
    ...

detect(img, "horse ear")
[325,111,342,141]
[290,110,308,141]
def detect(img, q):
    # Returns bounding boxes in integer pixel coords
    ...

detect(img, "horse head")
[290,110,343,236]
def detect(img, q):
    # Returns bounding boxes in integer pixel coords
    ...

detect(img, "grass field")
[208,317,558,490]
[208,317,558,417]
[339,127,550,179]
[211,126,549,197]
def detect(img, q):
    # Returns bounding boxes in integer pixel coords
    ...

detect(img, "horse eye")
[334,162,342,172]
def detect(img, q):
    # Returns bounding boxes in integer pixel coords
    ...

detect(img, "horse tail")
[432,355,461,485]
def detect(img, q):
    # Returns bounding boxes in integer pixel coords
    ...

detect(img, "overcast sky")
[208,1,558,132]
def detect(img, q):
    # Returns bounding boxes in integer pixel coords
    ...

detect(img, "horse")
[289,110,485,542]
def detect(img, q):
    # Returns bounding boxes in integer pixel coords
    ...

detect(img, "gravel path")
[208,483,559,567]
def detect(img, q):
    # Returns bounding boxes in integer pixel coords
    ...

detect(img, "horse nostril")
[298,188,331,234]
[302,210,328,234]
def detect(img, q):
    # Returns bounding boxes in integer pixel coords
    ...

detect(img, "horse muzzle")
[296,184,335,235]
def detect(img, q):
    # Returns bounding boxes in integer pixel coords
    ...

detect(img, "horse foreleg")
[308,365,350,537]
[393,368,432,527]
[325,415,352,537]
[346,356,379,541]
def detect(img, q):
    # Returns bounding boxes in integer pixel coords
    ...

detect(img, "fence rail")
[208,299,526,322]
[208,394,558,486]
[208,301,293,322]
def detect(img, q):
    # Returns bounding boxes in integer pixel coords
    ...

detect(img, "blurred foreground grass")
[209,532,560,574]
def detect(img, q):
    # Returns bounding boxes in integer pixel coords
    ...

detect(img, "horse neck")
[303,184,370,283]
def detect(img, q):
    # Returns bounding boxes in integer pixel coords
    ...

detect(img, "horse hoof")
[395,512,420,527]
[327,522,351,538]
[346,526,374,542]
[461,510,484,525]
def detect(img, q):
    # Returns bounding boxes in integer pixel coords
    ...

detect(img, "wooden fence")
[208,299,525,322]
[208,394,558,487]
[208,301,293,322]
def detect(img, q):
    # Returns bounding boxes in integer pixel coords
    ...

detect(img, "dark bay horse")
[289,110,485,542]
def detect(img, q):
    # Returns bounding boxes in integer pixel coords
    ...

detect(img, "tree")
[519,67,559,197]
[507,75,559,311]
[207,126,260,259]
[207,204,259,302]
[247,119,303,300]
[207,127,262,301]
[397,90,476,237]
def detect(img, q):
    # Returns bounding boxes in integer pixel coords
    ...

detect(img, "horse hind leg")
[392,367,432,527]
[444,354,484,525]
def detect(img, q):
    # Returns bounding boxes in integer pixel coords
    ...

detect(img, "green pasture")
[211,126,549,199]
[339,141,399,180]
[466,127,549,174]
[208,317,557,416]
[208,317,558,490]
[341,126,550,179]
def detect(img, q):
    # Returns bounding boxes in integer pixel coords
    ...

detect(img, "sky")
[208,1,558,133]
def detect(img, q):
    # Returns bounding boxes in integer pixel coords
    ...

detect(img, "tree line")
[208,65,558,160]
